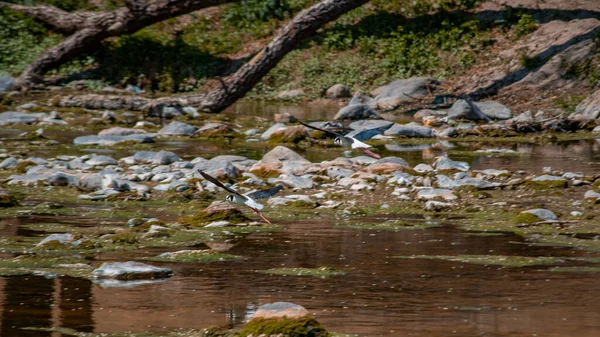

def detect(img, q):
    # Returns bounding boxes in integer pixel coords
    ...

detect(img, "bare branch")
[0,2,90,34]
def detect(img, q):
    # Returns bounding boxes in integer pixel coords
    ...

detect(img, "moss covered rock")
[178,201,250,227]
[269,126,308,144]
[240,302,329,337]
[0,189,19,207]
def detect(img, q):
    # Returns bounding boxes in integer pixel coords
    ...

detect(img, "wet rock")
[269,125,308,143]
[0,111,46,125]
[242,302,328,337]
[276,174,313,189]
[0,157,18,170]
[133,150,180,165]
[36,233,75,247]
[73,134,154,146]
[98,127,146,136]
[349,90,378,109]
[48,172,78,186]
[158,121,198,136]
[436,127,457,138]
[414,109,447,122]
[326,84,351,98]
[0,188,18,207]
[433,157,470,172]
[86,155,118,166]
[575,89,600,119]
[375,77,439,102]
[0,76,16,92]
[276,88,305,99]
[91,261,173,280]
[260,146,310,164]
[347,119,393,133]
[384,123,434,137]
[194,123,235,137]
[261,123,287,140]
[251,302,310,320]
[520,208,558,221]
[417,188,458,201]
[425,200,452,211]
[334,104,380,121]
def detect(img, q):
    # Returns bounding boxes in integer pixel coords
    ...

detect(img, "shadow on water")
[1,220,599,336]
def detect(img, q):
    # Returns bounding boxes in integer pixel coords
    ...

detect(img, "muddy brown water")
[1,102,600,336]
[1,220,600,337]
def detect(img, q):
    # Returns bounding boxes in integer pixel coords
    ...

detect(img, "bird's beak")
[252,208,272,224]
[359,147,381,159]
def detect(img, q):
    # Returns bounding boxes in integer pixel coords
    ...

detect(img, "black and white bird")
[296,120,394,159]
[198,170,283,224]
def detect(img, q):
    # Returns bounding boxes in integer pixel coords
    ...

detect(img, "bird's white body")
[335,137,371,149]
[228,194,264,210]
[349,138,372,149]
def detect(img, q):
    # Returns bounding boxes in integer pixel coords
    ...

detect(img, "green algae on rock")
[395,254,563,267]
[259,266,347,278]
[178,201,251,227]
[144,249,241,263]
[240,317,330,337]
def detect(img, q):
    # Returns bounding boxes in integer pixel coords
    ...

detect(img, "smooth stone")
[204,220,231,228]
[0,157,18,170]
[348,90,377,108]
[86,155,118,166]
[277,174,313,189]
[36,233,75,247]
[532,175,566,182]
[0,76,16,92]
[425,200,452,211]
[98,127,146,136]
[182,106,200,118]
[133,150,180,165]
[584,190,600,199]
[327,167,355,179]
[251,302,310,320]
[417,188,458,201]
[260,146,310,164]
[91,261,173,280]
[384,123,434,137]
[570,211,583,217]
[436,127,457,138]
[326,84,351,98]
[375,77,439,101]
[48,172,78,186]
[158,121,198,136]
[434,157,470,171]
[194,159,239,179]
[334,104,380,121]
[0,111,46,125]
[73,134,154,146]
[373,156,409,167]
[348,119,394,133]
[413,163,434,173]
[477,101,513,120]
[261,123,287,140]
[521,208,558,220]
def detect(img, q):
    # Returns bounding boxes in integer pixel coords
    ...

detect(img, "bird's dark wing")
[246,184,283,200]
[351,122,395,141]
[297,120,343,138]
[198,170,241,196]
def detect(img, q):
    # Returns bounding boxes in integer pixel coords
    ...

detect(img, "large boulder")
[326,84,351,98]
[260,146,310,164]
[375,77,439,102]
[334,104,380,121]
[575,90,600,119]
[158,121,198,136]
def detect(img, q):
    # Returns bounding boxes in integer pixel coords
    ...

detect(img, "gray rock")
[375,77,439,101]
[133,150,180,165]
[326,84,351,98]
[327,167,355,179]
[0,76,16,92]
[158,121,198,136]
[384,123,433,137]
[210,155,257,172]
[182,106,200,118]
[436,127,457,138]
[414,109,447,122]
[417,188,458,201]
[48,172,78,186]
[194,159,238,179]
[374,156,409,167]
[86,155,118,166]
[592,125,600,133]
[277,174,313,189]
[584,190,600,199]
[425,200,452,211]
[37,233,75,247]
[8,174,48,186]
[73,134,154,146]
[18,102,38,110]
[91,261,173,280]
[69,159,93,170]
[436,174,498,190]
[98,127,146,136]
[348,119,393,132]
[385,143,432,152]
[532,175,566,182]
[334,104,380,121]
[434,157,470,171]
[521,208,558,221]
[0,111,46,125]
[261,146,310,164]
[204,220,231,228]
[80,174,103,191]
[575,89,600,119]
[413,163,434,173]
[388,171,415,185]
[0,157,18,170]
[449,100,512,120]
[349,90,377,108]
[261,123,287,140]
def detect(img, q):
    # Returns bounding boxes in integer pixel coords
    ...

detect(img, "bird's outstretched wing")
[297,120,343,138]
[246,184,283,200]
[198,170,241,197]
[351,122,395,141]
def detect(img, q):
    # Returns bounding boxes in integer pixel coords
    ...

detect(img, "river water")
[1,102,600,336]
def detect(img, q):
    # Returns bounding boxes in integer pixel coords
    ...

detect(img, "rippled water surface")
[1,102,600,336]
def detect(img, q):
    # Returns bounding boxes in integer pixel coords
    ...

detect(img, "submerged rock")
[73,134,154,146]
[91,261,173,280]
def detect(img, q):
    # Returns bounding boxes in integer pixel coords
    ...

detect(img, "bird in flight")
[198,170,283,224]
[296,120,394,159]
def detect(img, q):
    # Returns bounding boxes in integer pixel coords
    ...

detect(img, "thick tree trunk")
[0,0,236,86]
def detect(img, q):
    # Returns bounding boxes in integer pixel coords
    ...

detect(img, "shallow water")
[1,102,600,336]
[1,220,600,337]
